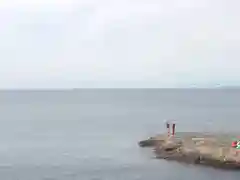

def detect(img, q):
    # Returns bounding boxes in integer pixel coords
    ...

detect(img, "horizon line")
[0,87,239,91]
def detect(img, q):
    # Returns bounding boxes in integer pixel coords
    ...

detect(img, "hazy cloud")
[0,0,239,88]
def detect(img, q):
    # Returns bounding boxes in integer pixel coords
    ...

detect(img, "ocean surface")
[0,89,240,180]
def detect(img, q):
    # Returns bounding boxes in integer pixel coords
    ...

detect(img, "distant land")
[217,86,240,89]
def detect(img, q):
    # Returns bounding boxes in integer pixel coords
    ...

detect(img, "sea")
[0,89,240,180]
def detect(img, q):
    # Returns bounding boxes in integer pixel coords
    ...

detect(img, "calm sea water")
[0,89,240,180]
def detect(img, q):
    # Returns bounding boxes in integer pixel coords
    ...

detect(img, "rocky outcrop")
[139,133,240,170]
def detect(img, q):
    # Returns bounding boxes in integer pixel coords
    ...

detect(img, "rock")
[138,138,157,147]
[138,136,166,147]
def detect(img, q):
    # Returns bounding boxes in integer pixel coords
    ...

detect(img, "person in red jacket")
[232,140,237,148]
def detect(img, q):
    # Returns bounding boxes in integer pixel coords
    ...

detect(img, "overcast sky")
[0,0,239,88]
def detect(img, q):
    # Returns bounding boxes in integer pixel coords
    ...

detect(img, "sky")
[0,0,239,88]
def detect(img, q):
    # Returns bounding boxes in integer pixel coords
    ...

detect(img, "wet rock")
[138,138,156,147]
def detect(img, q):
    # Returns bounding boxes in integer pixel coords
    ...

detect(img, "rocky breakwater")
[139,132,240,170]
